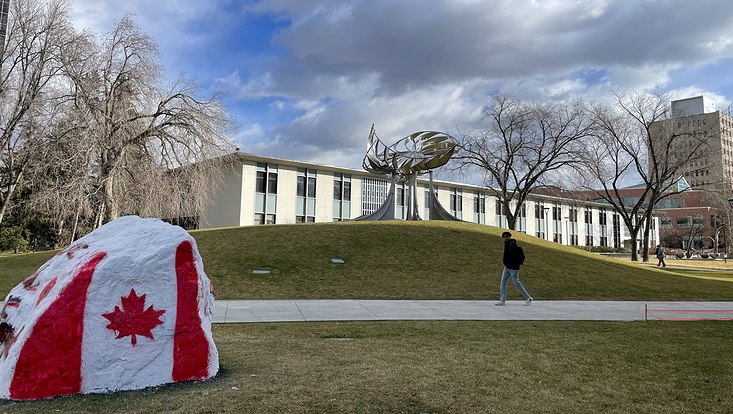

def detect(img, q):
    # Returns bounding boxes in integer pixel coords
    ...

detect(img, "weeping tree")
[64,15,235,226]
[26,114,94,246]
[453,93,593,230]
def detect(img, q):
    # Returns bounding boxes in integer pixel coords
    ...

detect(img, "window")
[268,172,278,193]
[535,202,547,239]
[362,177,388,215]
[516,204,527,233]
[256,171,266,193]
[711,215,721,228]
[255,163,278,225]
[495,199,508,228]
[254,213,276,225]
[676,216,691,228]
[474,192,486,224]
[424,188,439,219]
[296,168,317,223]
[599,209,608,247]
[584,207,593,246]
[552,204,562,243]
[568,207,578,246]
[612,214,621,249]
[450,189,463,220]
[396,184,407,219]
[333,173,352,221]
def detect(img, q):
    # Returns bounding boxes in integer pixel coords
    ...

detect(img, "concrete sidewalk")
[212,300,733,323]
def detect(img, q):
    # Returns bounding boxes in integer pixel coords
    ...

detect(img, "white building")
[198,152,659,250]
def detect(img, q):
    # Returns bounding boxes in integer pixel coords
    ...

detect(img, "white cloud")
[69,0,733,169]
[603,65,673,91]
[271,100,286,110]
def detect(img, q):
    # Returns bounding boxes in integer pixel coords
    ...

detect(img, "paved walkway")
[212,300,733,323]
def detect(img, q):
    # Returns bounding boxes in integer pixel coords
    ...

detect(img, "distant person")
[495,231,533,306]
[655,244,667,267]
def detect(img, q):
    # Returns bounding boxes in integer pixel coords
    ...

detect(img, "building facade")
[198,153,659,250]
[561,185,726,251]
[651,96,733,190]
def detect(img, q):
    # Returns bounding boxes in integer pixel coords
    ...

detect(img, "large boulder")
[0,216,218,400]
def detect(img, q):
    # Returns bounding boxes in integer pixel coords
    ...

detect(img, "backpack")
[516,244,525,265]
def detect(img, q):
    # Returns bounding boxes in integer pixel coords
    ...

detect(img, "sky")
[70,0,733,170]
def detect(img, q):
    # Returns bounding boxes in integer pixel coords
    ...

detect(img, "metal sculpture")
[355,125,460,221]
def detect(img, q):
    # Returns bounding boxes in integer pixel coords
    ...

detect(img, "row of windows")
[251,163,632,247]
[660,215,722,228]
[529,203,621,247]
[676,118,707,129]
[256,163,353,224]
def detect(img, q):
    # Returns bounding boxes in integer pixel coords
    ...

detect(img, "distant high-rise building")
[651,96,733,190]
[0,0,9,56]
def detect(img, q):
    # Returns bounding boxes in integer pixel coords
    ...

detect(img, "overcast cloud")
[71,0,733,168]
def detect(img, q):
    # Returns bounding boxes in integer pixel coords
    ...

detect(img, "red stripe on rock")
[172,240,209,381]
[36,277,58,306]
[10,252,106,400]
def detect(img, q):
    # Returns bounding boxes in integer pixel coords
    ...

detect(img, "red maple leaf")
[102,289,165,347]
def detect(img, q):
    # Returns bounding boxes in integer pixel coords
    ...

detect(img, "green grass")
[2,321,731,413]
[2,221,733,300]
[2,222,732,412]
[0,250,55,295]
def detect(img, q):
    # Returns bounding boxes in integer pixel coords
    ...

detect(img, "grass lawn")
[2,321,731,413]
[2,221,733,300]
[1,222,732,412]
[662,258,733,270]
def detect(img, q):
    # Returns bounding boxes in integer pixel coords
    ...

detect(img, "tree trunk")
[641,214,652,263]
[95,203,105,229]
[506,214,517,230]
[55,218,65,249]
[0,171,22,227]
[70,205,81,243]
[102,174,120,223]
[628,228,639,261]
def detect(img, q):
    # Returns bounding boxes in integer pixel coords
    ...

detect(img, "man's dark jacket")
[502,239,524,270]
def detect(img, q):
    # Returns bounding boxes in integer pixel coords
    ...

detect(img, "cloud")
[243,0,733,98]
[70,1,733,169]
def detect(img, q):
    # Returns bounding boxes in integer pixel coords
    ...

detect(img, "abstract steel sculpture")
[355,124,461,221]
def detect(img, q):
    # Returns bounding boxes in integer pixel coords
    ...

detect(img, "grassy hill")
[1,221,732,413]
[2,220,733,300]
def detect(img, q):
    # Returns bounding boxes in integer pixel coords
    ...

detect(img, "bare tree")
[453,93,592,230]
[64,16,235,225]
[577,91,714,261]
[0,0,74,226]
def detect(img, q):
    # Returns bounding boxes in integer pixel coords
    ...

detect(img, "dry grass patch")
[2,321,731,413]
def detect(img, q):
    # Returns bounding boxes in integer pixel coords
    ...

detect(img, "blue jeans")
[499,267,531,302]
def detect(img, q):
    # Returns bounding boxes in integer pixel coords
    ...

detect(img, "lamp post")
[714,225,725,254]
[726,199,733,262]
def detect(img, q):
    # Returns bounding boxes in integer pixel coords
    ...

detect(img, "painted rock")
[0,216,218,400]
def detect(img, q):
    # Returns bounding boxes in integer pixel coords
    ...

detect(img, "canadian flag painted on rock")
[0,216,219,400]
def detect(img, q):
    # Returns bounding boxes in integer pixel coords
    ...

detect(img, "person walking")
[496,231,533,306]
[655,244,667,267]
